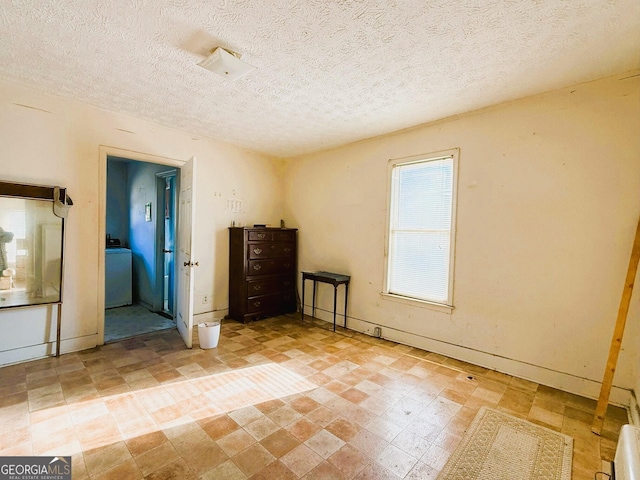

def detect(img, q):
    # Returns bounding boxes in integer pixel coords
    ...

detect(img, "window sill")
[380,292,454,313]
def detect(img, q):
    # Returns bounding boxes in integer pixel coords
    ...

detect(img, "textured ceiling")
[1,1,639,158]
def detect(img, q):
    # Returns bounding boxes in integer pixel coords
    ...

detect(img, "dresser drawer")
[248,230,296,242]
[248,242,295,259]
[248,230,273,241]
[274,230,296,242]
[247,291,296,313]
[247,276,294,296]
[248,258,295,276]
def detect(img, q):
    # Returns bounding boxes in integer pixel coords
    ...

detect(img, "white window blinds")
[387,154,455,305]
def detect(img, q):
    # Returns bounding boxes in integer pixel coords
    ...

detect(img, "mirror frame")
[0,181,69,310]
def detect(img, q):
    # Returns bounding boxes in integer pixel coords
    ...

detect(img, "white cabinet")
[105,248,132,308]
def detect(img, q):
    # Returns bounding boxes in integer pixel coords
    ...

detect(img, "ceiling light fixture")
[197,47,255,81]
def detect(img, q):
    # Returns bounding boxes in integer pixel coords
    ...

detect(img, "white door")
[177,156,197,348]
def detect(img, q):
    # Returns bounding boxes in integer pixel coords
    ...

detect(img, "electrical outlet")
[202,294,209,304]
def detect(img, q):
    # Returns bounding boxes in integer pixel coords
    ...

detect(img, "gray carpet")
[105,304,176,343]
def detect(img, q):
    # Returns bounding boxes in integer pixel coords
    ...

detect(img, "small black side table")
[301,271,350,332]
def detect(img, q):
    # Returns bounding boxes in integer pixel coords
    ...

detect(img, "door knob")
[163,249,173,253]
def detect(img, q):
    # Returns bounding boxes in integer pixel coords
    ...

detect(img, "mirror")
[0,196,64,308]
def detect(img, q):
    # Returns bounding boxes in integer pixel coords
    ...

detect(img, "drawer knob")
[253,264,262,271]
[253,248,262,255]
[253,301,261,307]
[283,263,291,268]
[257,233,266,239]
[254,285,262,291]
[284,247,291,253]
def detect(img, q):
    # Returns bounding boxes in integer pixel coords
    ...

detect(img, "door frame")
[97,146,186,345]
[155,169,178,317]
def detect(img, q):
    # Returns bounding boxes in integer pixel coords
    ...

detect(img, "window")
[385,149,458,307]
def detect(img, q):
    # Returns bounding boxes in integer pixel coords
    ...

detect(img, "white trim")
[0,334,97,366]
[380,292,453,313]
[97,146,185,346]
[383,148,459,306]
[297,305,633,408]
[340,314,632,407]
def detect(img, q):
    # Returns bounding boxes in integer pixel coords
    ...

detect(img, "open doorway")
[104,156,180,343]
[157,170,177,318]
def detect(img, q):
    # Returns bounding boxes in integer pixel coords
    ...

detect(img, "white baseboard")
[61,334,99,355]
[306,307,632,407]
[0,334,98,367]
[0,309,229,369]
[194,309,227,322]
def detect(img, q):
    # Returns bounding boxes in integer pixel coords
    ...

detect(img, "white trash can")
[198,321,221,349]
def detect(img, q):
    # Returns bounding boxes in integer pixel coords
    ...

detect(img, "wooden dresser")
[228,227,297,323]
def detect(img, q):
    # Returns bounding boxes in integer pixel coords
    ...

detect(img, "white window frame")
[383,148,459,311]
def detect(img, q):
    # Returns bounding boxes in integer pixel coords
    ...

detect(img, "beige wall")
[0,81,284,365]
[2,72,639,406]
[283,72,640,404]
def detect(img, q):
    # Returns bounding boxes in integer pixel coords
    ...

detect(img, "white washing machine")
[105,248,132,308]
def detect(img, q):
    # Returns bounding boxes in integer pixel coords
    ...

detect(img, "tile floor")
[0,314,628,479]
[105,305,176,343]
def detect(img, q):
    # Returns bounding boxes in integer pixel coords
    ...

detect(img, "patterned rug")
[438,407,573,480]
